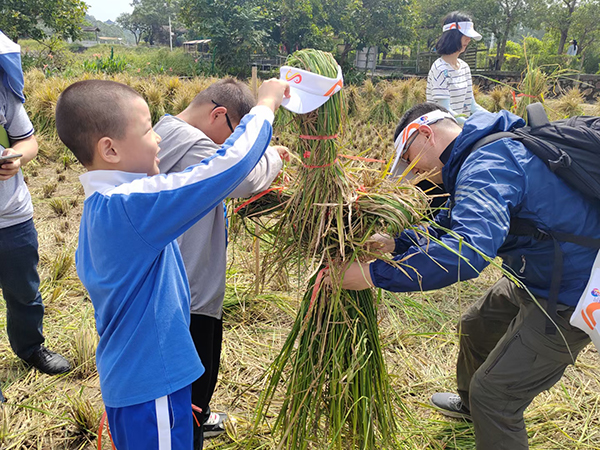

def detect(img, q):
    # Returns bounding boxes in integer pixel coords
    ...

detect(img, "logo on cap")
[285,70,303,84]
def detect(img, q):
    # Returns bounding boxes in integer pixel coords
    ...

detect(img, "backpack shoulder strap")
[469,131,520,154]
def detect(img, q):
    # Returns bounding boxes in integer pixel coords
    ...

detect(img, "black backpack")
[471,103,600,334]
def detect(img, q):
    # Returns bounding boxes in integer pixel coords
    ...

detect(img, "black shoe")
[203,412,227,438]
[430,392,471,420]
[23,346,71,375]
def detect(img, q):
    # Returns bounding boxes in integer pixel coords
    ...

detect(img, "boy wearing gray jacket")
[154,78,286,449]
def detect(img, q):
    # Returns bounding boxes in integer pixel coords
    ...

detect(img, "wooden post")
[251,66,258,99]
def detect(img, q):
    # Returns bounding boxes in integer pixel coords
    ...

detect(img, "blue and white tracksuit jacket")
[77,105,274,408]
[371,110,600,307]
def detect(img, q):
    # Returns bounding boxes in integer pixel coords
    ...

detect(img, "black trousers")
[190,314,223,450]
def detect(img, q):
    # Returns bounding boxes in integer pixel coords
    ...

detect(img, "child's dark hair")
[436,11,473,56]
[189,78,255,123]
[55,80,143,166]
[394,102,452,141]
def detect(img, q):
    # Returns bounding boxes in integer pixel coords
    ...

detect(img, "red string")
[233,186,284,214]
[98,411,117,450]
[305,267,328,319]
[512,90,539,109]
[339,154,385,163]
[299,134,338,140]
[192,404,203,427]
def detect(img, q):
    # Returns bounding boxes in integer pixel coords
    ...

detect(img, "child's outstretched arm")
[105,79,289,250]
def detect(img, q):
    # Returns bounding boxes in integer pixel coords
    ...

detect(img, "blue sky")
[85,0,133,22]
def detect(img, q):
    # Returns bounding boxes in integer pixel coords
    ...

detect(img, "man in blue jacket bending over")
[338,102,598,450]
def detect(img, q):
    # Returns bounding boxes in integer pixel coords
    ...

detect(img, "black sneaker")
[203,412,227,438]
[23,346,71,375]
[430,392,471,420]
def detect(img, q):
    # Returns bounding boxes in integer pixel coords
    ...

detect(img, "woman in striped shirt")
[426,12,487,124]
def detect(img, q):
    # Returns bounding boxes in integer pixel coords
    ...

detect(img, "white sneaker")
[203,412,227,438]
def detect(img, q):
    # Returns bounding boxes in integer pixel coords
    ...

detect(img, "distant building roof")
[82,26,101,32]
[98,36,122,41]
[183,39,211,45]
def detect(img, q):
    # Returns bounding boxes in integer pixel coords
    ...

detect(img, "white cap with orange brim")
[442,21,482,41]
[390,110,457,178]
[279,65,344,114]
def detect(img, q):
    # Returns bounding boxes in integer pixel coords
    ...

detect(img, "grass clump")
[555,87,584,118]
[369,88,398,125]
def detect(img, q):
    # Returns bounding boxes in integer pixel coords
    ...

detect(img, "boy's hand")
[323,261,374,291]
[0,148,22,181]
[257,79,290,113]
[272,145,290,162]
[365,233,395,257]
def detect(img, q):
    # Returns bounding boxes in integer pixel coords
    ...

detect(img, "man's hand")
[257,79,290,113]
[339,262,374,291]
[0,148,22,181]
[365,233,395,258]
[272,145,290,162]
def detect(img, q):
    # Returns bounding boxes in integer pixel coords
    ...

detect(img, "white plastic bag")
[570,251,600,351]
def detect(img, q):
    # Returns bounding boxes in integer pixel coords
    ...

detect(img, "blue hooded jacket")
[0,31,25,102]
[370,110,600,306]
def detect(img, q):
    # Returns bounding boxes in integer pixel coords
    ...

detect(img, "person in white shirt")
[426,12,487,125]
[566,39,578,56]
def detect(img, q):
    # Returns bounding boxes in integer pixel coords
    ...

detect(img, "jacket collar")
[79,170,147,199]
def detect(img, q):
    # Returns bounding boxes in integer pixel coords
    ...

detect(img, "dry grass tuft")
[48,198,71,217]
[66,390,102,438]
[488,85,514,113]
[71,327,99,378]
[554,87,585,118]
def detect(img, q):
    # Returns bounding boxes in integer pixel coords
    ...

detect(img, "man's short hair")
[189,78,255,123]
[436,11,473,56]
[55,80,143,167]
[394,102,452,141]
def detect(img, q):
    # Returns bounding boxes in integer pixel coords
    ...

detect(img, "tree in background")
[117,0,179,46]
[179,0,272,73]
[464,0,534,70]
[537,0,581,55]
[117,11,146,45]
[0,0,87,42]
[569,0,600,69]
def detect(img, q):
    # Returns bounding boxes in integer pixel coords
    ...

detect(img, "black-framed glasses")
[401,131,419,164]
[211,100,235,133]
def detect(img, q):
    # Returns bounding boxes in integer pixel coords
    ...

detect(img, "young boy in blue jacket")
[54,78,289,449]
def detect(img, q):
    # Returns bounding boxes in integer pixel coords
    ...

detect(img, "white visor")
[279,65,344,114]
[390,110,457,178]
[442,21,482,41]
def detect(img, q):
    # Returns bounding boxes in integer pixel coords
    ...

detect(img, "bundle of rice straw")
[248,49,428,449]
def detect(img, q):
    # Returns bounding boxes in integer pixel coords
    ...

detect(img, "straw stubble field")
[0,73,599,449]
